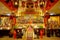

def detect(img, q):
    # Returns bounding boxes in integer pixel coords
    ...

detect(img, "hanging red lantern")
[22,1,25,8]
[34,1,38,8]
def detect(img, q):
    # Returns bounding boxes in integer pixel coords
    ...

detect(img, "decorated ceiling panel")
[0,2,11,14]
[0,0,60,14]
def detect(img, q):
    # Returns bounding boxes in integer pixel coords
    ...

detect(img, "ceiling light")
[50,13,54,15]
[15,2,18,5]
[50,12,54,15]
[33,0,37,1]
[18,27,22,29]
[22,0,27,1]
[7,14,10,16]
[46,10,48,12]
[7,27,10,30]
[0,27,2,30]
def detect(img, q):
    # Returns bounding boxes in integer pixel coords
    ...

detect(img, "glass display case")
[0,17,12,30]
[0,16,12,37]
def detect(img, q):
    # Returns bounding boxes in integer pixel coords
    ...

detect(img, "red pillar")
[13,30,16,40]
[40,29,44,38]
[44,12,50,27]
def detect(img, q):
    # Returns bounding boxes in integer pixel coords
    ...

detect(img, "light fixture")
[46,10,48,12]
[50,12,54,15]
[18,27,22,29]
[7,27,10,30]
[6,14,11,16]
[0,27,2,30]
[22,0,27,1]
[33,0,37,1]
[13,0,19,8]
[50,13,54,15]
[39,0,46,8]
[15,2,18,5]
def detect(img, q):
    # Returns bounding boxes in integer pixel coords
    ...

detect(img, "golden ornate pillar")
[58,16,60,25]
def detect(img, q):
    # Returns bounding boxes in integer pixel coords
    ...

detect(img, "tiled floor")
[0,36,60,40]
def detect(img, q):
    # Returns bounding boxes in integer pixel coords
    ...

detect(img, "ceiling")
[48,0,60,14]
[0,0,60,15]
[0,2,11,14]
